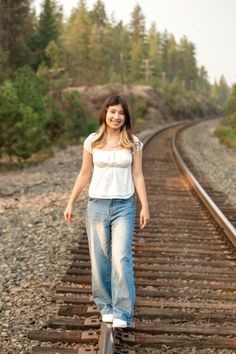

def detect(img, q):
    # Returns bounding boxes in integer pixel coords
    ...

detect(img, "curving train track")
[28,122,236,354]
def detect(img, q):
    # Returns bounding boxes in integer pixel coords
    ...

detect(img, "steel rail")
[97,323,114,354]
[172,124,236,248]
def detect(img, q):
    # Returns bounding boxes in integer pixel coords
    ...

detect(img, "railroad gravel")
[0,144,87,353]
[1,120,236,353]
[180,118,236,210]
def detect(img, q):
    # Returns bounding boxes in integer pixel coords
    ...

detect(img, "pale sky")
[33,0,236,86]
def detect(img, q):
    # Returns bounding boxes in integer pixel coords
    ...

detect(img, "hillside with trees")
[0,0,231,164]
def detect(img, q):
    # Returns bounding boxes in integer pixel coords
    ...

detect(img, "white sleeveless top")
[84,133,143,199]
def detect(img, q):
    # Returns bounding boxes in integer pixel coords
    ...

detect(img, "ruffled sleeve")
[83,133,96,153]
[131,135,143,155]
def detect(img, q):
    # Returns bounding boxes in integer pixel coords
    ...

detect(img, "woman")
[64,95,149,328]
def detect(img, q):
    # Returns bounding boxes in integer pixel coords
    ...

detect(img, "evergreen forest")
[0,0,234,163]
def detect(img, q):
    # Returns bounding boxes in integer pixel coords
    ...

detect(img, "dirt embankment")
[63,84,222,129]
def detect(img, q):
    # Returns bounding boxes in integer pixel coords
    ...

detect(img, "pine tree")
[147,22,161,79]
[217,76,230,106]
[166,34,178,81]
[177,36,198,88]
[107,20,131,84]
[0,80,49,160]
[33,0,61,68]
[85,0,109,83]
[90,0,107,27]
[197,65,211,95]
[222,84,236,133]
[225,83,236,117]
[61,0,91,83]
[129,4,146,81]
[160,30,169,78]
[0,0,34,73]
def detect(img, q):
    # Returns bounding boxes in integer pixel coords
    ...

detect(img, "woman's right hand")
[64,204,73,222]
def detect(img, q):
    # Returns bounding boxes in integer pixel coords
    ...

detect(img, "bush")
[214,84,236,151]
[215,123,236,149]
[0,80,49,160]
[43,96,66,142]
[14,66,46,115]
[126,93,148,127]
[225,84,236,117]
[60,91,97,142]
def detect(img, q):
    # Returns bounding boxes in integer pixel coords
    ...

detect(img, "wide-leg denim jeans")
[85,196,135,324]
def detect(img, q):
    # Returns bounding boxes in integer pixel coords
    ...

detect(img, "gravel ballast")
[0,144,87,353]
[180,118,236,209]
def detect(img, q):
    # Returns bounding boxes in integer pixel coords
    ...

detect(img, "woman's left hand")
[140,207,150,229]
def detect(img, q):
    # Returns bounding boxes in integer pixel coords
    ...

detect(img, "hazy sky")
[33,0,236,85]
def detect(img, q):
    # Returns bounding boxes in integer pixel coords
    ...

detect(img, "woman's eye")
[108,110,125,116]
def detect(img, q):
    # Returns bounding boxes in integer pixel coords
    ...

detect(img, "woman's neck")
[104,128,121,149]
[105,127,121,139]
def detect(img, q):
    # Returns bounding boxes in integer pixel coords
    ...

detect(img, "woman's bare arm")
[132,150,150,229]
[64,149,93,222]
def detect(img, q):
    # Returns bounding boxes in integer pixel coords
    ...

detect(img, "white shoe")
[102,314,113,323]
[112,319,127,328]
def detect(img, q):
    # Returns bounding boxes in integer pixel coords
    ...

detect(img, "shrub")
[0,80,49,160]
[126,93,148,126]
[60,91,97,142]
[215,123,236,149]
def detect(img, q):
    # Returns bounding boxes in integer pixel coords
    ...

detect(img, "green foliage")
[177,36,198,83]
[0,0,226,165]
[36,62,51,94]
[89,0,108,26]
[43,96,65,142]
[126,94,148,126]
[129,4,146,82]
[147,23,161,77]
[14,65,46,116]
[0,0,35,71]
[45,40,61,69]
[60,0,91,81]
[167,77,185,96]
[197,66,211,96]
[225,84,236,116]
[60,91,97,142]
[214,84,236,150]
[32,0,61,68]
[215,123,236,149]
[211,76,230,108]
[104,22,131,85]
[0,80,49,160]
[0,64,98,163]
[224,112,236,129]
[0,52,9,82]
[0,0,227,98]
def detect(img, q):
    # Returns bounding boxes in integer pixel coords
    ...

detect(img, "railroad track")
[176,123,236,230]
[28,122,236,353]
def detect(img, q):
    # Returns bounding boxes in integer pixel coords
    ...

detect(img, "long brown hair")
[92,95,134,149]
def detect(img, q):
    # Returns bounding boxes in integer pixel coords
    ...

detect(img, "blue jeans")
[85,196,135,324]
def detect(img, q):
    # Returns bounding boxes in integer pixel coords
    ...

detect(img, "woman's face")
[105,104,126,130]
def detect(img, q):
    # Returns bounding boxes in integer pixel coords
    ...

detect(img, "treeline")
[0,0,232,162]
